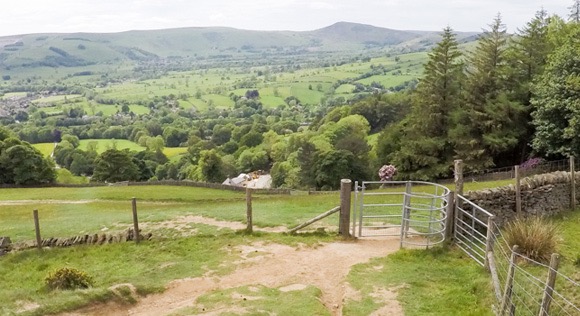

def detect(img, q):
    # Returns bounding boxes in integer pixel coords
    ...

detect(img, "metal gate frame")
[454,194,495,267]
[353,181,452,248]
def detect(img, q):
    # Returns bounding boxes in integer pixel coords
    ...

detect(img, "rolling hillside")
[0,22,478,69]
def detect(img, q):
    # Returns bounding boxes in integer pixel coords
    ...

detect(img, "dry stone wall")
[464,171,578,226]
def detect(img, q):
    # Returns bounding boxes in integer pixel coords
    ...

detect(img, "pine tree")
[391,27,464,180]
[451,14,525,171]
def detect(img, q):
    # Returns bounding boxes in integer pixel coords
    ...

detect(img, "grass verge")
[343,246,494,316]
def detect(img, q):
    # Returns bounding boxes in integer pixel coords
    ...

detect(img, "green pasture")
[77,139,145,154]
[31,143,56,157]
[162,147,188,159]
[31,94,82,104]
[0,186,340,243]
[0,180,511,243]
[1,92,27,99]
[335,84,355,94]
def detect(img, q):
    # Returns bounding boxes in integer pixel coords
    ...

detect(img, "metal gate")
[454,194,495,267]
[353,181,452,248]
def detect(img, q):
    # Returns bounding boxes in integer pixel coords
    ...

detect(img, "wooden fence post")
[484,216,495,271]
[487,252,502,302]
[246,187,253,233]
[339,179,352,238]
[33,209,42,250]
[132,197,140,244]
[515,166,522,215]
[538,253,561,316]
[500,245,519,316]
[570,157,576,210]
[454,160,464,197]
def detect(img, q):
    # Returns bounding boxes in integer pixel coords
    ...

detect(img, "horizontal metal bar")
[454,232,486,255]
[456,241,485,267]
[454,221,488,243]
[456,208,490,228]
[454,218,488,240]
[361,215,402,219]
[362,203,403,207]
[457,195,494,217]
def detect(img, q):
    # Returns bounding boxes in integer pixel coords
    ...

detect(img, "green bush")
[45,267,94,290]
[504,216,559,263]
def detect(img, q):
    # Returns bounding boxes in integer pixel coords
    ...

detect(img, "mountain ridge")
[0,22,478,70]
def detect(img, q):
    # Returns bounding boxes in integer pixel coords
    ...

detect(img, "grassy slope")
[0,181,578,315]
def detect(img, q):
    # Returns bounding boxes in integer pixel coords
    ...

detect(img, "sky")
[0,0,573,37]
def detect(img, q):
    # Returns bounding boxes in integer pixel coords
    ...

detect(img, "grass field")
[31,143,56,157]
[77,139,145,153]
[2,178,567,315]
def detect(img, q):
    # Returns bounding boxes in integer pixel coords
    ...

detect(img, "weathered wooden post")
[132,197,140,244]
[484,216,495,271]
[339,179,352,238]
[246,187,253,233]
[538,253,561,316]
[515,166,522,214]
[454,160,464,197]
[570,156,576,210]
[33,209,42,250]
[500,245,519,316]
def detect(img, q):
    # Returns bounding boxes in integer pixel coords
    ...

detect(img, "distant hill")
[0,22,478,69]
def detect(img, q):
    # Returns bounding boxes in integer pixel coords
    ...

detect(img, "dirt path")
[60,237,405,316]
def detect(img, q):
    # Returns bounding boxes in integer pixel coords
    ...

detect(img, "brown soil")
[59,237,405,316]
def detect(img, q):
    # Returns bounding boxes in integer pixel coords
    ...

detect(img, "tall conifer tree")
[391,27,464,180]
[451,14,525,171]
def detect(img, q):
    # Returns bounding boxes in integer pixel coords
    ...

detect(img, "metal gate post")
[352,181,358,237]
[400,182,412,248]
[358,182,365,237]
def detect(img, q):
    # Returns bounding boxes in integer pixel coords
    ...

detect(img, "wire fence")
[488,221,579,316]
[459,159,571,183]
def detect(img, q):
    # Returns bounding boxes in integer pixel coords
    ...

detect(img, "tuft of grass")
[503,216,559,263]
[45,267,94,291]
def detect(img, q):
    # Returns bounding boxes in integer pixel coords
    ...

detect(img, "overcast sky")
[0,0,573,37]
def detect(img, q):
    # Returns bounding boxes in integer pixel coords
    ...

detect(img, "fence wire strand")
[486,221,579,316]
